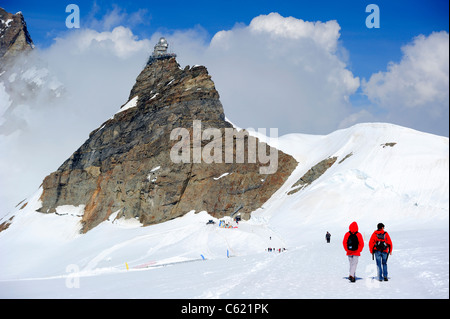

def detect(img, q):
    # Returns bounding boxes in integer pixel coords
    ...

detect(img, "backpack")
[347,231,359,251]
[374,232,389,251]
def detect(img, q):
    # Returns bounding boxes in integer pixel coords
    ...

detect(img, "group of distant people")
[267,247,286,253]
[325,222,393,283]
[266,236,286,253]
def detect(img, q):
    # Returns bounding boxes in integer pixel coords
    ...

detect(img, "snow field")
[0,123,448,298]
[1,224,447,298]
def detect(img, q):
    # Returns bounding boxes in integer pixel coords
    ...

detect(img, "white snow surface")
[0,123,448,299]
[115,95,138,115]
[213,172,230,180]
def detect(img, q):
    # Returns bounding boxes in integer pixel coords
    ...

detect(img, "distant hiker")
[343,221,364,283]
[326,231,331,243]
[369,223,393,282]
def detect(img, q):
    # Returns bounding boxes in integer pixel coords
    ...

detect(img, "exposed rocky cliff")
[0,8,33,66]
[287,156,337,195]
[38,56,298,233]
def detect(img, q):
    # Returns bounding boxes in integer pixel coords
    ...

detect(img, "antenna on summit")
[147,37,176,64]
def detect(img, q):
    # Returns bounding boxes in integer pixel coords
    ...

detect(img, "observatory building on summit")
[153,37,168,56]
[147,37,176,64]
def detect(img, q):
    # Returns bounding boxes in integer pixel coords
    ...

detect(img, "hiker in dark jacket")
[369,223,393,281]
[326,231,331,243]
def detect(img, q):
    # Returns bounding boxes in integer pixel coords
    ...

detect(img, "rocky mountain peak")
[128,57,220,114]
[36,42,297,233]
[0,8,34,64]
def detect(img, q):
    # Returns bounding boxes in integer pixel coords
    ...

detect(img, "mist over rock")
[0,8,63,136]
[37,53,298,233]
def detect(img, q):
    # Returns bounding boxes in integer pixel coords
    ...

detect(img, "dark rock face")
[0,8,33,65]
[288,157,337,195]
[38,57,298,233]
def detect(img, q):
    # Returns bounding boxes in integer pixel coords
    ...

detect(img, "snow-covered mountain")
[0,122,448,298]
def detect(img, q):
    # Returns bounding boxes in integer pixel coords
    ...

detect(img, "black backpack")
[374,232,388,251]
[347,231,359,251]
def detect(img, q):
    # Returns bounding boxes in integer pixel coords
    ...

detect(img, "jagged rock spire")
[38,56,298,233]
[0,7,34,63]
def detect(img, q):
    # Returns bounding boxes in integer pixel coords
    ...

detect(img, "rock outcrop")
[38,55,298,232]
[0,8,33,66]
[288,156,337,195]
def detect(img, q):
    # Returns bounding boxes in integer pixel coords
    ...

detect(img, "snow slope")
[0,123,448,298]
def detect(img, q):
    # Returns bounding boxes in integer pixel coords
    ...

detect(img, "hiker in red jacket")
[369,223,393,281]
[343,221,364,282]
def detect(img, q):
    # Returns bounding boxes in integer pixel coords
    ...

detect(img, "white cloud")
[52,26,151,59]
[0,82,11,126]
[248,13,341,53]
[170,12,360,135]
[362,31,449,135]
[338,109,376,130]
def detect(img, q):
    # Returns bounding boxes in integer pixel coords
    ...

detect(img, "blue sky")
[3,0,448,80]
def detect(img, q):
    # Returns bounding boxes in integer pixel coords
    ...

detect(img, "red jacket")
[369,230,393,254]
[343,221,364,256]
